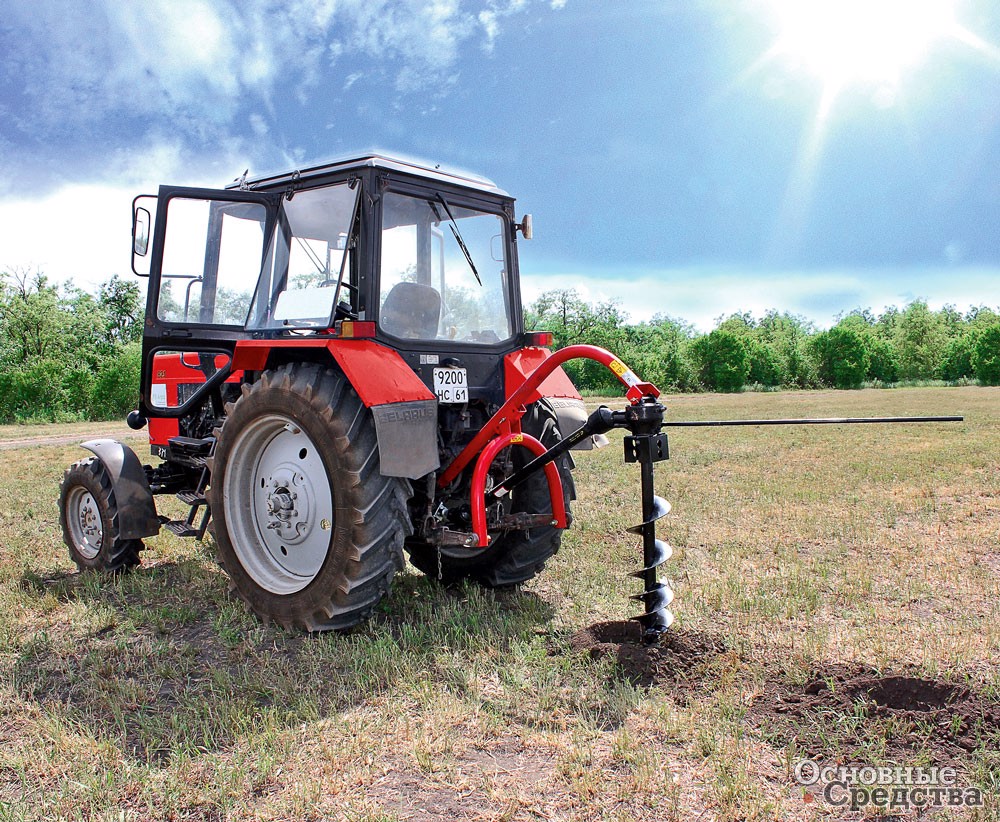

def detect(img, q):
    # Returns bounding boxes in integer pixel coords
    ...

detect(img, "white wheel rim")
[222,413,334,595]
[66,486,103,559]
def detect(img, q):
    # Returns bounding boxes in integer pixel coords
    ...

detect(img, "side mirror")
[131,195,156,277]
[133,207,150,256]
[516,214,533,241]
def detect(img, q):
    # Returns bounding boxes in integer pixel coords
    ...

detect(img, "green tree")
[625,315,697,391]
[98,274,143,346]
[89,342,142,419]
[691,327,750,392]
[0,268,147,422]
[0,268,69,363]
[894,300,945,380]
[757,310,818,387]
[811,323,870,388]
[527,289,630,391]
[939,333,975,380]
[972,323,1000,385]
[866,335,900,383]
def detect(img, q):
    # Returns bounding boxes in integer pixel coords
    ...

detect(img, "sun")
[752,0,998,262]
[766,0,959,99]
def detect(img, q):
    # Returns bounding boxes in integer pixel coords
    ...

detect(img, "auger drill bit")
[484,396,675,642]
[622,396,673,644]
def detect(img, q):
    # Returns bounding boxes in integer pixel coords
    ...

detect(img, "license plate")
[433,366,468,404]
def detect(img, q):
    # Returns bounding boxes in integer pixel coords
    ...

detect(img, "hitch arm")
[487,406,622,502]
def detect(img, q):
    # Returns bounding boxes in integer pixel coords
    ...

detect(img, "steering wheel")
[334,301,358,321]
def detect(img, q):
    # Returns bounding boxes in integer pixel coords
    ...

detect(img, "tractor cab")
[132,155,533,439]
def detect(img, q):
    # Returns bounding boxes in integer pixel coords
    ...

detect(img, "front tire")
[206,364,411,631]
[59,458,143,573]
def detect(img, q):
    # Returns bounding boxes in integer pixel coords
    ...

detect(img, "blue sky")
[1,0,998,330]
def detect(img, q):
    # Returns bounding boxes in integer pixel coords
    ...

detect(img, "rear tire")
[59,458,143,573]
[206,363,411,631]
[407,400,575,587]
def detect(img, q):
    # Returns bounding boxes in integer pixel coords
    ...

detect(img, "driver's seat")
[380,282,441,339]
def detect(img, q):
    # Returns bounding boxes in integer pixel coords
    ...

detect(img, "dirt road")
[0,422,145,451]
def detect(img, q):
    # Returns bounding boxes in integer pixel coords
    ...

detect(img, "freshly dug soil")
[750,663,1000,770]
[568,620,727,688]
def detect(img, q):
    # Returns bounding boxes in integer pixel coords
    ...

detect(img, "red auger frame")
[443,344,676,642]
[442,344,659,547]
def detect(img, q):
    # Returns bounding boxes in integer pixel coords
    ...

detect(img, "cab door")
[138,186,280,420]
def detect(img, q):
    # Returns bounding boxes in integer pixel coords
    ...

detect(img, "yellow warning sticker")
[610,358,641,386]
[510,433,524,443]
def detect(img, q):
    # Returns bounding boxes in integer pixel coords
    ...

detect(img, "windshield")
[379,191,513,344]
[247,182,360,330]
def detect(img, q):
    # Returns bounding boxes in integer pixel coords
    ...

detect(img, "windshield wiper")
[434,194,482,287]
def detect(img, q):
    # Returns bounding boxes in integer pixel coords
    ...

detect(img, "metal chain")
[436,543,443,582]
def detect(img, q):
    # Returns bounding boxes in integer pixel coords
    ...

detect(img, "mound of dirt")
[751,663,1000,770]
[568,620,727,688]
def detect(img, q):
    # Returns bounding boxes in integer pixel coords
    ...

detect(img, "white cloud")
[0,185,142,290]
[479,10,501,51]
[518,263,1000,331]
[3,0,537,167]
[0,139,254,292]
[249,114,270,137]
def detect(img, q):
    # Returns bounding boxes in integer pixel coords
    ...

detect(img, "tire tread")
[207,363,410,632]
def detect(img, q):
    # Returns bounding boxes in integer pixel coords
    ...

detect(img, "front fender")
[81,439,161,540]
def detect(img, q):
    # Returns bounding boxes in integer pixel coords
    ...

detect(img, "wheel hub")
[67,487,103,559]
[223,415,335,594]
[262,467,312,541]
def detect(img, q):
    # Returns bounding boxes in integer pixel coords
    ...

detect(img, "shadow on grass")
[13,560,556,766]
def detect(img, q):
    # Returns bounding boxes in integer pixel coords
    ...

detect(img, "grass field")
[0,386,997,821]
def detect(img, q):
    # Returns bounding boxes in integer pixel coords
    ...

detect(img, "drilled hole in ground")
[750,663,1000,770]
[568,620,727,689]
[854,676,966,712]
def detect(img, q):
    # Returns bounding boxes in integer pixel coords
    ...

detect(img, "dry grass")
[0,386,996,820]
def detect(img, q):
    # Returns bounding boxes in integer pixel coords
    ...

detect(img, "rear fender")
[232,339,439,480]
[81,439,161,540]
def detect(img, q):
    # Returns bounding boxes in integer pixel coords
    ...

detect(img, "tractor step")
[166,436,215,467]
[162,520,201,538]
[167,436,215,455]
[176,491,207,506]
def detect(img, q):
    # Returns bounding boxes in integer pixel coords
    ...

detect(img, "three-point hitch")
[443,345,678,643]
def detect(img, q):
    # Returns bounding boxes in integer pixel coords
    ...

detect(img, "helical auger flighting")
[621,396,674,643]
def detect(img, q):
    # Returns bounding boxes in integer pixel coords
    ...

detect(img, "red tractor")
[58,155,674,639]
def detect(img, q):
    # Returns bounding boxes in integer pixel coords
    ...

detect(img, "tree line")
[0,269,142,423]
[1,271,997,424]
[526,289,1000,394]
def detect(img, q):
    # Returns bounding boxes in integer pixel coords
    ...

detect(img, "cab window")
[379,191,512,344]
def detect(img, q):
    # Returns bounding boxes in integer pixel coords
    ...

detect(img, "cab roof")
[227,153,508,197]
